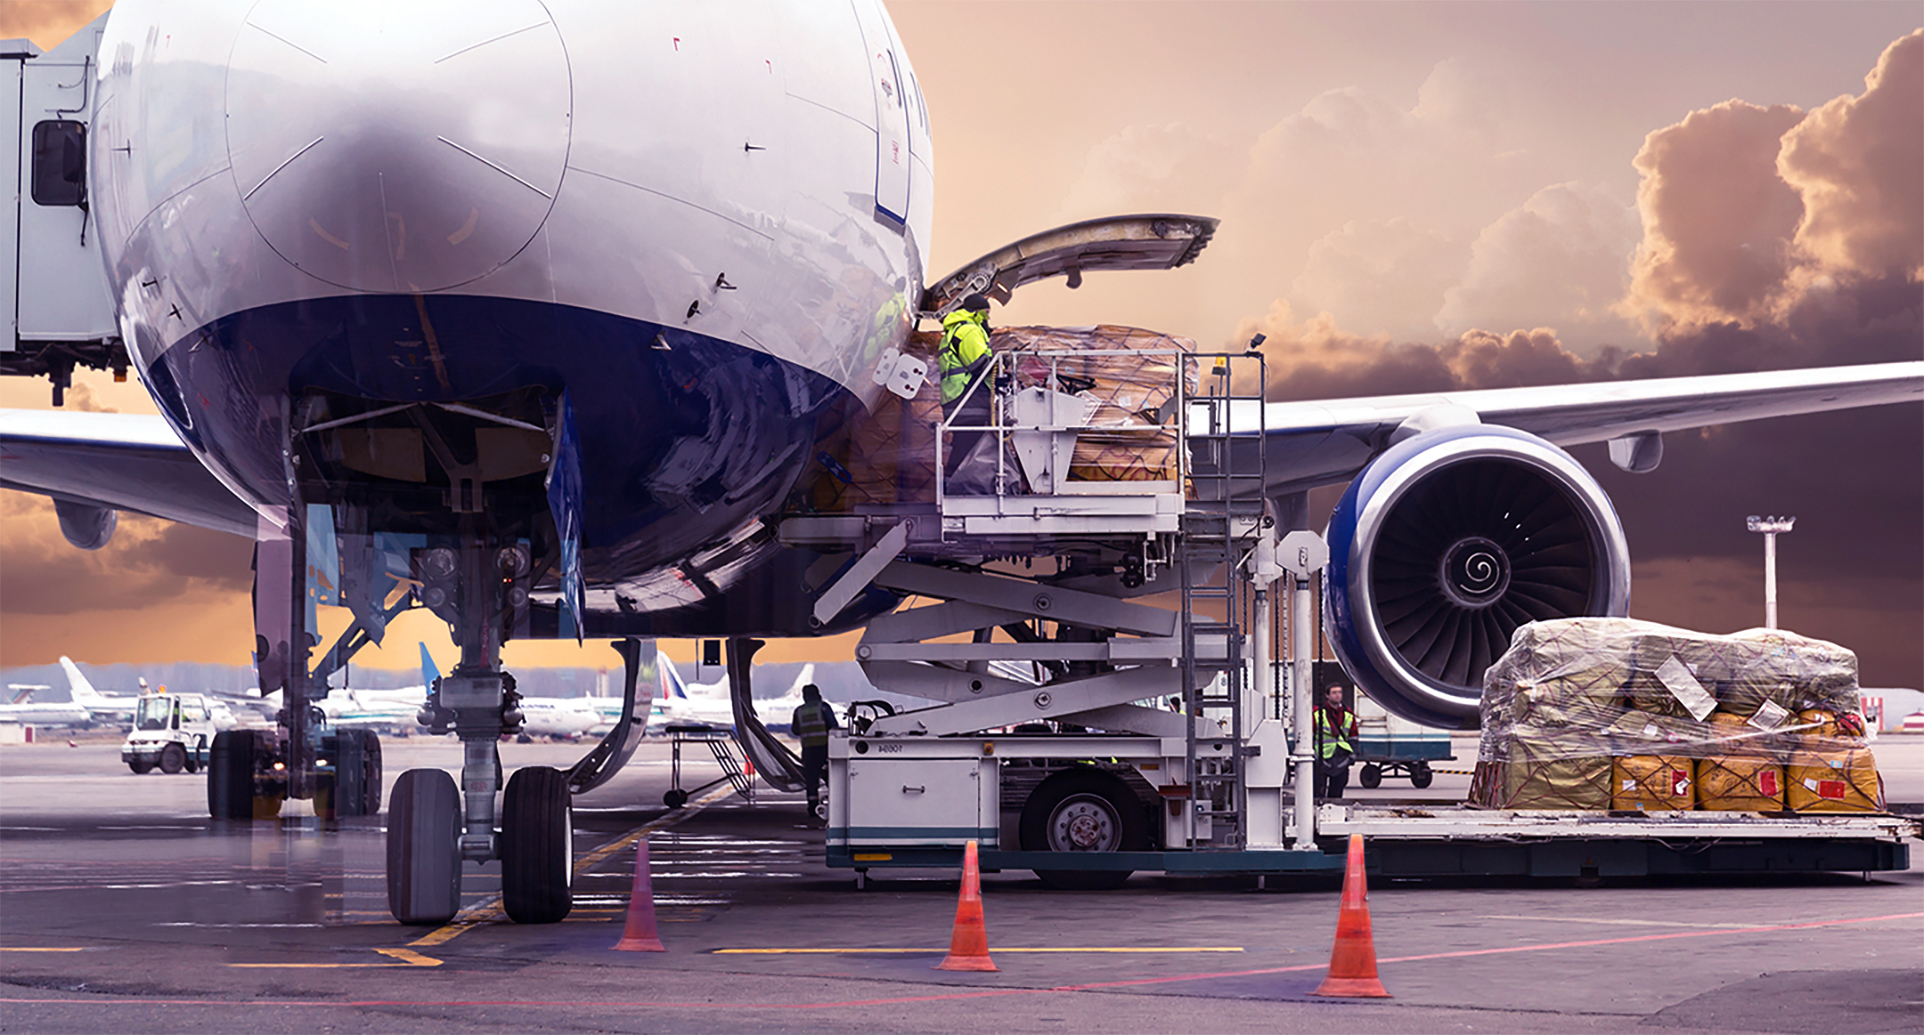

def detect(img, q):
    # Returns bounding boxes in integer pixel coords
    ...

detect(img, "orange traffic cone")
[934,839,997,972]
[613,839,666,951]
[1313,833,1390,997]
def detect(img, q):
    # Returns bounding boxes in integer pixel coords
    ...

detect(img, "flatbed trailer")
[787,344,1919,887]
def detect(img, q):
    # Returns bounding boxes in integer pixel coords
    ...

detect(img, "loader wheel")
[159,743,186,775]
[207,731,255,818]
[1020,768,1144,891]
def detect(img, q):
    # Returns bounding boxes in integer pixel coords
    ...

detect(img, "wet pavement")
[2,736,1921,1033]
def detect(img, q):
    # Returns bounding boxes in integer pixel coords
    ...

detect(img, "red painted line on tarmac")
[1052,909,1924,991]
[6,909,1918,1012]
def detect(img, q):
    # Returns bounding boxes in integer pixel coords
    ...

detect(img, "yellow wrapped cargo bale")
[1478,618,1879,813]
[1785,750,1882,813]
[1611,755,1696,811]
[1696,756,1786,811]
[1472,737,1611,810]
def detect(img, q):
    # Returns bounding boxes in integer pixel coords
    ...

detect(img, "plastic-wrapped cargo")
[1472,618,1882,813]
[997,324,1197,483]
[801,325,1196,509]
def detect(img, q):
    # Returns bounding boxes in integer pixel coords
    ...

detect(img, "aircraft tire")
[159,743,187,775]
[386,768,462,924]
[501,766,573,924]
[1020,768,1144,891]
[207,730,255,818]
[320,730,385,818]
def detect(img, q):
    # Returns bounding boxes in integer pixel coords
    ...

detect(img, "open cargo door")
[921,213,1217,316]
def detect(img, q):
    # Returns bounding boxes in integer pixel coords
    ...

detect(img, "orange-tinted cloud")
[1622,30,1922,335]
[1622,100,1807,329]
[1438,183,1641,345]
[1778,29,1924,281]
[0,1,112,50]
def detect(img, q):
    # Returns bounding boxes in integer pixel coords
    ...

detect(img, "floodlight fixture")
[1745,515,1795,629]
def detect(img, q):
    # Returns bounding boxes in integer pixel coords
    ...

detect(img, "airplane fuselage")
[92,0,933,625]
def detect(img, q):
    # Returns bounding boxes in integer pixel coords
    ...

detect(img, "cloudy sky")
[2,3,1920,688]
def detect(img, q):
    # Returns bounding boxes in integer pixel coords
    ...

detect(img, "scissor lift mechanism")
[779,348,1916,884]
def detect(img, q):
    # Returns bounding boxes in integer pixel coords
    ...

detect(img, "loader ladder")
[1179,353,1266,848]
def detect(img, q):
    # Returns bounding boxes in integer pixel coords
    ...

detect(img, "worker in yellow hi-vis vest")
[1315,683,1359,799]
[790,684,838,824]
[937,293,995,480]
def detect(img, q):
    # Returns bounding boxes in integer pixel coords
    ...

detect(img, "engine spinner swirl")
[1439,536,1511,608]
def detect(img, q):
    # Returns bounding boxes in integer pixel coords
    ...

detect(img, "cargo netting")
[1468,618,1883,813]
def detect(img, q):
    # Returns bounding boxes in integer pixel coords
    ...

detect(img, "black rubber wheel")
[185,736,204,774]
[1019,768,1144,890]
[386,768,462,924]
[207,730,255,818]
[158,743,186,775]
[663,788,688,809]
[501,766,573,924]
[129,758,154,775]
[1358,764,1383,789]
[319,730,384,818]
[1410,762,1434,789]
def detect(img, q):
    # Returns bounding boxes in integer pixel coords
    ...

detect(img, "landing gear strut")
[386,532,573,925]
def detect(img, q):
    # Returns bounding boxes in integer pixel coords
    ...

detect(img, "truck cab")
[121,692,217,774]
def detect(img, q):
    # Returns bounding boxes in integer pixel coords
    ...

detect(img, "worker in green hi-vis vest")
[1315,683,1359,799]
[790,684,838,824]
[937,293,995,480]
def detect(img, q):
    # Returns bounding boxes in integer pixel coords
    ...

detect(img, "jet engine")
[1324,424,1630,728]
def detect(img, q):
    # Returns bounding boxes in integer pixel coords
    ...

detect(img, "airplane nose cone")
[226,0,569,293]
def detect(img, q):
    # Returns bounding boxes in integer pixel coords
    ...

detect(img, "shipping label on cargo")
[1747,699,1790,731]
[1656,655,1717,720]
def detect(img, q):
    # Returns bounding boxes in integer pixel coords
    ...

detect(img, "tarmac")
[1,732,1920,1033]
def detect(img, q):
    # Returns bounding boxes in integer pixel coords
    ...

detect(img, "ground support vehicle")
[782,348,1919,887]
[121,692,218,774]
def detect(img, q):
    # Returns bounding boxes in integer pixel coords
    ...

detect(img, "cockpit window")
[31,120,86,206]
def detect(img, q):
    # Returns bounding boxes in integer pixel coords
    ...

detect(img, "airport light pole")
[1745,515,1795,630]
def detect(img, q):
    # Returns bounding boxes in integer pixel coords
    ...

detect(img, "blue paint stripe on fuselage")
[145,294,852,578]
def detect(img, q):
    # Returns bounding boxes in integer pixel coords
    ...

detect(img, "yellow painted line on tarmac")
[713,946,1245,955]
[407,781,739,951]
[0,947,90,952]
[229,947,442,969]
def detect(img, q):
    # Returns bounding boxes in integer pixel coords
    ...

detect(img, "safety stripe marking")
[407,781,738,950]
[0,947,90,952]
[714,947,1244,955]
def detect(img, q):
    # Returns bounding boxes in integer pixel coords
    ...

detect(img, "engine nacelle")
[1324,425,1630,728]
[54,499,117,551]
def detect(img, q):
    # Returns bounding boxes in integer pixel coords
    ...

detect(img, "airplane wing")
[1216,361,1924,496]
[0,409,257,536]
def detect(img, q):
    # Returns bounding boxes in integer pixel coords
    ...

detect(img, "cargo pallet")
[775,347,1919,887]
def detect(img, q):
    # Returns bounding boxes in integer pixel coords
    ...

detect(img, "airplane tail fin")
[787,662,817,698]
[657,651,690,699]
[59,656,104,703]
[419,643,442,688]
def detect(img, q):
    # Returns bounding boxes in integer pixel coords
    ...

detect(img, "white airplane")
[0,2,1916,925]
[0,686,90,727]
[631,655,818,734]
[58,657,138,725]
